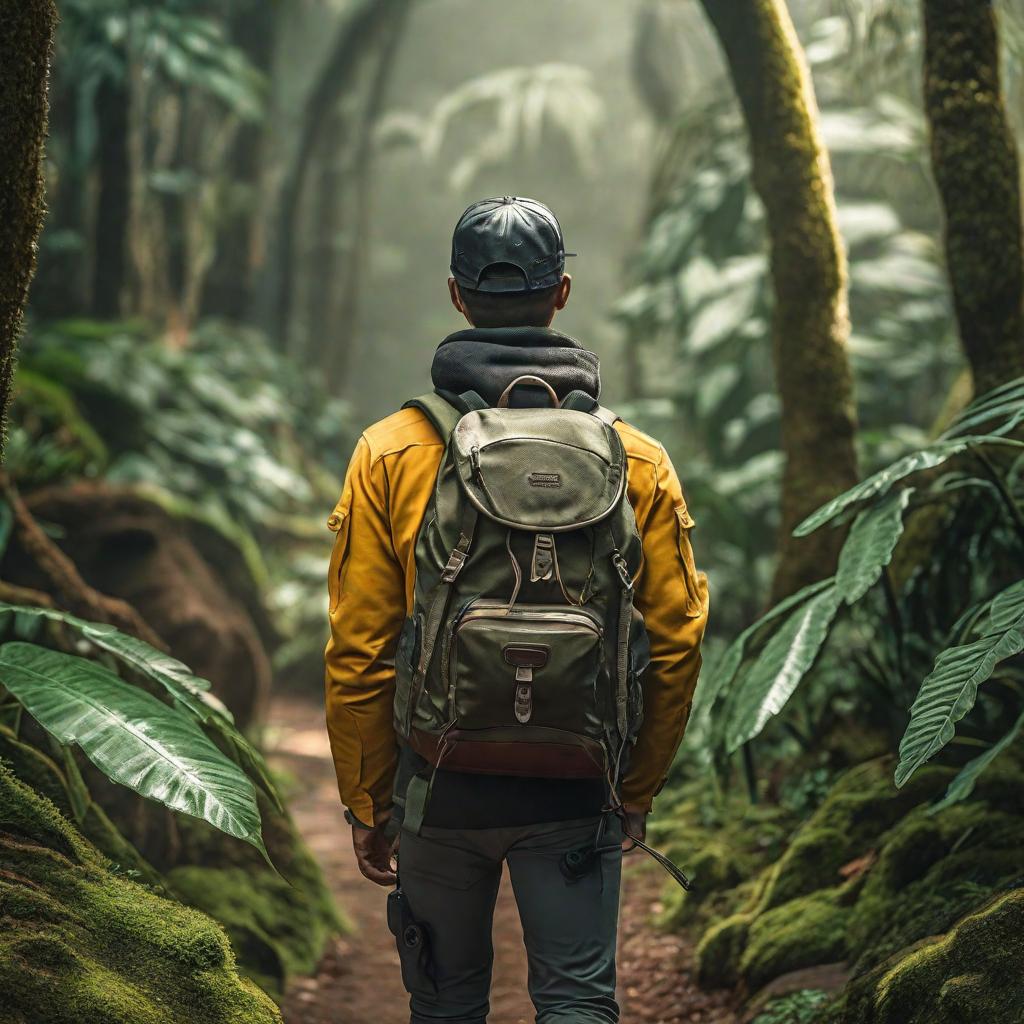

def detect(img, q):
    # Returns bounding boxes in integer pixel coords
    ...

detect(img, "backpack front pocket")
[449,600,605,737]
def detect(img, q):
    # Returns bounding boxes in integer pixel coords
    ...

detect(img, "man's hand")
[352,816,399,886]
[620,806,648,852]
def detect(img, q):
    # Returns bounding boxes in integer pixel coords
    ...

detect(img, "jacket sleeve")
[620,446,709,812]
[324,435,406,827]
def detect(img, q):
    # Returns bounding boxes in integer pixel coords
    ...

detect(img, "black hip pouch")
[387,886,437,994]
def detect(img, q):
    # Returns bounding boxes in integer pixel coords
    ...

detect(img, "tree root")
[0,579,53,608]
[0,473,166,650]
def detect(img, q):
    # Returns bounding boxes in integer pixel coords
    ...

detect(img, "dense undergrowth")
[0,317,348,1017]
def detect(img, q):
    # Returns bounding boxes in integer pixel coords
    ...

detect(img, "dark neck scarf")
[430,326,602,407]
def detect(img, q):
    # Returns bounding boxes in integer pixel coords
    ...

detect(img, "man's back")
[326,395,707,826]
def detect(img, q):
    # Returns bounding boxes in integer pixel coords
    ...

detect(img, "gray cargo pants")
[394,815,622,1023]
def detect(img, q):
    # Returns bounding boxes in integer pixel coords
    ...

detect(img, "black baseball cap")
[450,196,575,294]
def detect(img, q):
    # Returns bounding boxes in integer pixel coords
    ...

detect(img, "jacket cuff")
[344,808,373,831]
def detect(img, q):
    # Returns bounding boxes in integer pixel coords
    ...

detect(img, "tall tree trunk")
[323,4,408,388]
[698,0,860,603]
[202,1,278,320]
[91,77,130,319]
[254,0,410,347]
[922,0,1024,396]
[0,0,57,454]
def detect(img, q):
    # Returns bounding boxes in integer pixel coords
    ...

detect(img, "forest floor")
[266,695,737,1024]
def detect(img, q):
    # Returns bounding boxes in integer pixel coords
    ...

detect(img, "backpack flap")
[451,407,626,531]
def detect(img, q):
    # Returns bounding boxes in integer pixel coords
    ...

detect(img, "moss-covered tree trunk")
[698,0,860,603]
[0,0,57,456]
[922,0,1024,396]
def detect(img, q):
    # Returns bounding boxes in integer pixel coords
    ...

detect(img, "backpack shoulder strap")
[593,405,621,427]
[402,391,463,441]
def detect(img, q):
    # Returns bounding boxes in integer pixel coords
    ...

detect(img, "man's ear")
[554,274,572,311]
[449,277,474,324]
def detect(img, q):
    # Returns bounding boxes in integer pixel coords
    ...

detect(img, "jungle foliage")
[4,0,1024,1021]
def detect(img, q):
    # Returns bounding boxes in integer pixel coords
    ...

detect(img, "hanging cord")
[603,754,693,892]
[619,817,693,892]
[505,529,523,608]
[551,538,586,606]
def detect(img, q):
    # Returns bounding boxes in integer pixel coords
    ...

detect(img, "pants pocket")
[387,887,437,995]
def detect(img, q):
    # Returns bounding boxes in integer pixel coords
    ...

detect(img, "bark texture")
[923,0,1024,396]
[699,0,860,602]
[256,0,411,347]
[0,0,57,453]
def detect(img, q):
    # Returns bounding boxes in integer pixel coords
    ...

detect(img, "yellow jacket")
[325,406,709,826]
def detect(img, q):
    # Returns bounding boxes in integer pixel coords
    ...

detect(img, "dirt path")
[267,695,736,1024]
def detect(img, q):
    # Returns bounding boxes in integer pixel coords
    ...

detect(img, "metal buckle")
[612,552,633,592]
[440,547,468,583]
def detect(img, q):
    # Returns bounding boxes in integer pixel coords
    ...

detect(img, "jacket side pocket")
[674,504,705,619]
[327,506,352,615]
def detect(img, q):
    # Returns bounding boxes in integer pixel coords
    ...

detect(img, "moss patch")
[760,759,952,910]
[686,750,1024,1007]
[696,910,755,989]
[740,888,850,991]
[0,724,158,884]
[836,889,1024,1023]
[164,794,344,998]
[2,719,342,998]
[0,762,281,1024]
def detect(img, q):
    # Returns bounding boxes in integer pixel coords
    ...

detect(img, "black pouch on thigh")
[559,815,622,890]
[388,886,438,994]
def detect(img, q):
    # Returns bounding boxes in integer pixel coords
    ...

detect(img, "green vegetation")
[0,763,282,1024]
[4,0,1024,1020]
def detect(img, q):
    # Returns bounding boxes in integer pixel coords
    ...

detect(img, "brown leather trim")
[409,728,606,779]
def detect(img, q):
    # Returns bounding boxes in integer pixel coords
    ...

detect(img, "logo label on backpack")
[527,472,561,489]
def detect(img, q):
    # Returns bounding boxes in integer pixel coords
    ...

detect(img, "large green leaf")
[835,488,913,606]
[896,582,1024,787]
[0,641,267,857]
[940,377,1024,439]
[794,436,1024,537]
[723,584,842,753]
[0,602,283,812]
[929,709,1024,814]
[987,580,1024,632]
[706,577,836,720]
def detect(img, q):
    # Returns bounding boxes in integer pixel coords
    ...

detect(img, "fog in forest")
[4,1,1024,1022]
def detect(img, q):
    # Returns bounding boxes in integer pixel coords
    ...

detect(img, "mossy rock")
[2,719,342,998]
[740,888,850,992]
[696,910,755,989]
[835,890,1024,1023]
[844,800,1024,975]
[761,759,953,910]
[167,864,340,998]
[0,762,281,1024]
[657,840,750,930]
[0,724,158,885]
[163,795,344,998]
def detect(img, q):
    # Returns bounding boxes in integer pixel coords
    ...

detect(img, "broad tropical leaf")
[940,377,1024,439]
[706,577,836,717]
[0,641,267,856]
[929,709,1024,814]
[896,582,1024,787]
[0,602,283,811]
[988,580,1024,633]
[794,437,1024,537]
[835,488,913,605]
[723,584,842,753]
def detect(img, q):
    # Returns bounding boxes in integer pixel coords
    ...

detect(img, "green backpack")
[393,374,650,824]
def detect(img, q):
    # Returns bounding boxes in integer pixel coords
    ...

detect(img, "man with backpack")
[325,196,709,1023]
